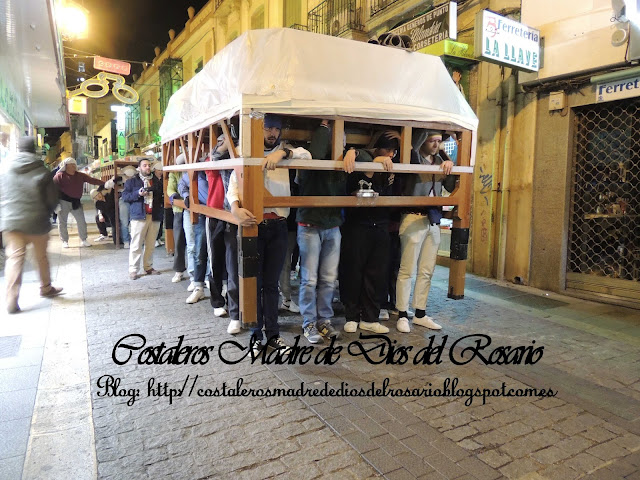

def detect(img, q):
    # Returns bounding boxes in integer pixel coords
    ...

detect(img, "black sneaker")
[266,336,292,354]
[251,339,264,357]
[317,320,341,340]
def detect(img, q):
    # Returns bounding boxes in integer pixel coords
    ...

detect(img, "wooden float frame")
[161,111,475,328]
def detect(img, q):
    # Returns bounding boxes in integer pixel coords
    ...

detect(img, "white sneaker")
[94,235,107,242]
[123,242,130,249]
[227,319,241,335]
[80,239,92,247]
[155,239,161,247]
[213,306,228,317]
[360,321,390,334]
[344,321,358,333]
[378,309,390,320]
[288,298,300,313]
[413,315,442,330]
[187,281,196,292]
[172,272,183,283]
[62,241,69,249]
[186,287,205,304]
[397,317,411,333]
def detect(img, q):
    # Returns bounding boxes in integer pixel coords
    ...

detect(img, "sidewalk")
[1,202,639,480]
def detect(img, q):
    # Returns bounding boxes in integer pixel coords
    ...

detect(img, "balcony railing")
[308,0,363,37]
[370,0,402,17]
[288,23,309,31]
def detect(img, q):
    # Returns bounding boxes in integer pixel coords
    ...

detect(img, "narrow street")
[1,203,639,479]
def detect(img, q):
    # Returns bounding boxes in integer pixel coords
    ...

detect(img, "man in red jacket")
[53,157,104,248]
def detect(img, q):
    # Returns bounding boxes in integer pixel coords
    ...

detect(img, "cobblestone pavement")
[4,204,640,479]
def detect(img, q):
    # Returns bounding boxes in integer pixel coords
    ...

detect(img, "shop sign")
[111,105,129,158]
[421,39,474,60]
[0,75,24,128]
[474,10,540,72]
[93,56,131,76]
[68,96,87,115]
[69,72,139,104]
[390,2,457,51]
[596,75,640,103]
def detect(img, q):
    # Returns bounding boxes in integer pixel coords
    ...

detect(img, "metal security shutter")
[567,99,640,306]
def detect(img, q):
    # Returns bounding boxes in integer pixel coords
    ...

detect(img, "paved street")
[1,202,640,480]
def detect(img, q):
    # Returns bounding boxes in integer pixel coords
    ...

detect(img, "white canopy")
[159,28,478,142]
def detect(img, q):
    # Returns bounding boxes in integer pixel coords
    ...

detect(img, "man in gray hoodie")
[0,137,63,314]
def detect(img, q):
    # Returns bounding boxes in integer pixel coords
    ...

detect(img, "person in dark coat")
[0,136,63,313]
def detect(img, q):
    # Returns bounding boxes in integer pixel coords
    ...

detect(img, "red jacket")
[206,170,225,209]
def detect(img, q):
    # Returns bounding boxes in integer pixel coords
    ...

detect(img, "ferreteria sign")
[474,10,540,72]
[596,75,640,103]
[390,2,457,51]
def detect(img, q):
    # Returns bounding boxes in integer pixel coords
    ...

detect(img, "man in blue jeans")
[296,120,353,344]
[227,115,311,353]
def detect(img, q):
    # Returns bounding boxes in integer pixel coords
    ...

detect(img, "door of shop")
[567,99,640,307]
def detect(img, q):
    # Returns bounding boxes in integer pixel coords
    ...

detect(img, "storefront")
[566,97,640,304]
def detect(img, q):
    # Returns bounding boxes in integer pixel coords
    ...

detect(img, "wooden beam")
[189,203,239,225]
[180,137,187,162]
[401,126,412,164]
[162,158,474,174]
[332,119,345,161]
[448,129,473,300]
[219,121,238,159]
[262,195,462,208]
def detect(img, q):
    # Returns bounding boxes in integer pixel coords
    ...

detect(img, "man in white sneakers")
[396,130,455,333]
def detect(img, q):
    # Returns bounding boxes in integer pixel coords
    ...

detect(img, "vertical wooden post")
[114,161,121,248]
[187,131,199,225]
[448,130,472,299]
[332,119,345,161]
[400,126,412,164]
[238,114,264,328]
[163,141,175,255]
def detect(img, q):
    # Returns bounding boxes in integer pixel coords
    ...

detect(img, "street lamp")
[57,0,89,40]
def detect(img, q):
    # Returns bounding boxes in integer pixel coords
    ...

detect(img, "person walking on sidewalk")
[122,158,164,280]
[53,157,104,248]
[0,136,62,314]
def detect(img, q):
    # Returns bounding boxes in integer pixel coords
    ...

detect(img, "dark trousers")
[193,215,208,284]
[96,215,108,237]
[173,210,187,273]
[206,217,227,309]
[381,230,401,309]
[225,223,240,321]
[340,223,390,324]
[252,219,288,341]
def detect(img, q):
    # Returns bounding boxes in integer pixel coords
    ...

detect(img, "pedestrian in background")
[122,158,164,280]
[53,157,103,248]
[0,136,62,314]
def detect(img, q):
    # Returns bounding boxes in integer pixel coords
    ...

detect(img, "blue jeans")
[183,210,195,281]
[297,225,341,329]
[225,223,240,321]
[193,215,208,285]
[252,219,288,342]
[118,197,130,243]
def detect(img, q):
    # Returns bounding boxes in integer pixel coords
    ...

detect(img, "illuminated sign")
[111,105,129,158]
[390,2,457,51]
[474,10,540,72]
[69,72,139,104]
[68,96,87,114]
[93,56,132,76]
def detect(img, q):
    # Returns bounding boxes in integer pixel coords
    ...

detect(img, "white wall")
[520,0,628,83]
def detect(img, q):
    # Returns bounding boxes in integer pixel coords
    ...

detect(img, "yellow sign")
[69,72,139,104]
[420,39,475,60]
[68,96,87,114]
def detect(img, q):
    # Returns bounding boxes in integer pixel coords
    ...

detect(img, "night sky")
[64,0,210,84]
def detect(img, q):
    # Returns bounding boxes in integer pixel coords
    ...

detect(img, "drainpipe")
[497,71,516,281]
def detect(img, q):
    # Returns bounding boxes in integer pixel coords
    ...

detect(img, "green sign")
[421,39,475,60]
[0,75,24,129]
